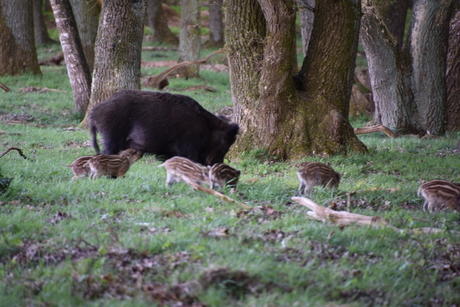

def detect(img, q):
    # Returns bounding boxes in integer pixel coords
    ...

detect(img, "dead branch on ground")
[0,81,10,92]
[142,49,226,89]
[181,176,252,210]
[354,125,399,138]
[292,196,457,235]
[142,46,178,51]
[0,147,30,160]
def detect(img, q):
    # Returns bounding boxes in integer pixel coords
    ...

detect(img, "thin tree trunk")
[81,0,147,127]
[33,0,53,45]
[374,0,410,49]
[446,9,460,132]
[177,0,201,78]
[146,0,178,46]
[69,0,99,72]
[0,0,41,76]
[50,0,92,115]
[206,0,224,48]
[296,0,314,56]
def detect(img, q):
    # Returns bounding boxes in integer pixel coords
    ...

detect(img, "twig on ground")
[181,175,252,210]
[0,147,30,160]
[0,81,10,92]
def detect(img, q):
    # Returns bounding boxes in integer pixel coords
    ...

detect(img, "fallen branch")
[292,196,398,229]
[142,49,226,89]
[0,81,10,92]
[142,46,178,51]
[354,125,399,138]
[292,196,458,234]
[18,87,67,93]
[0,147,29,160]
[181,176,252,210]
[171,84,217,92]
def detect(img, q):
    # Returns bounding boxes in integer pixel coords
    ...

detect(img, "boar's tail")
[90,123,101,154]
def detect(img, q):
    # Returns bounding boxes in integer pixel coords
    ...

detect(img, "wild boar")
[89,90,239,166]
[87,148,143,179]
[158,156,210,187]
[62,155,94,180]
[208,163,241,190]
[297,162,341,196]
[417,179,460,213]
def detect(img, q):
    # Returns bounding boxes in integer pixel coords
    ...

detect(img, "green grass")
[1,44,460,307]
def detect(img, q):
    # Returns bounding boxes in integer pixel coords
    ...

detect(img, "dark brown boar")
[89,90,239,166]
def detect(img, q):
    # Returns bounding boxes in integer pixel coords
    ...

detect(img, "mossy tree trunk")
[81,0,147,127]
[226,0,367,160]
[0,0,41,76]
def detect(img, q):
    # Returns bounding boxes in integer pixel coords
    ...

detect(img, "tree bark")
[0,0,41,76]
[361,0,454,136]
[226,0,366,160]
[81,0,147,127]
[296,0,314,56]
[177,0,201,78]
[205,0,224,48]
[69,0,99,72]
[409,0,453,135]
[360,1,418,134]
[50,0,92,115]
[146,0,179,46]
[33,0,54,45]
[374,0,411,49]
[446,9,460,131]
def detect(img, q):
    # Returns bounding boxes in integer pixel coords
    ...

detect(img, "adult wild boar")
[89,90,239,165]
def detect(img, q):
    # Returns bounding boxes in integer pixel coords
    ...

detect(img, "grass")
[1,43,460,307]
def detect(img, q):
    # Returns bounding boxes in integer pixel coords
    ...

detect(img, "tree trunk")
[177,0,201,78]
[360,1,418,134]
[374,0,411,49]
[33,0,53,45]
[296,0,314,56]
[50,0,92,115]
[0,0,41,76]
[69,0,99,72]
[409,0,453,135]
[146,0,179,46]
[205,0,224,48]
[361,0,454,136]
[446,9,460,132]
[226,0,366,160]
[81,0,147,127]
